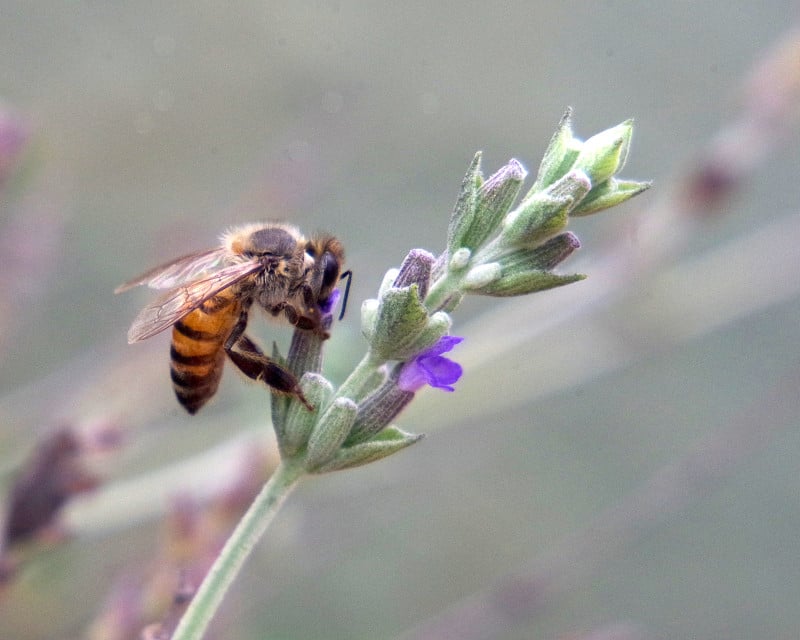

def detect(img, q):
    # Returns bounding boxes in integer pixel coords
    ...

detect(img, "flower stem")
[171,458,306,640]
[423,273,460,312]
[334,350,384,402]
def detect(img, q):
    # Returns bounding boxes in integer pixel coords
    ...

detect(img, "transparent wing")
[115,248,228,293]
[126,261,261,343]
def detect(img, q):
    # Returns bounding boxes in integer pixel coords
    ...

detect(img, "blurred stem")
[171,458,305,640]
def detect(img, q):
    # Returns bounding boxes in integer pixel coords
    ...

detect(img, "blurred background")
[1,2,799,639]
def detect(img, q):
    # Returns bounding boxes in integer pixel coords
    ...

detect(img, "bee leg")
[276,295,330,339]
[224,317,313,411]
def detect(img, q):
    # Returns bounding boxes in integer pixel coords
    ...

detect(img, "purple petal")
[418,355,463,391]
[397,335,465,393]
[419,335,464,358]
[397,360,426,392]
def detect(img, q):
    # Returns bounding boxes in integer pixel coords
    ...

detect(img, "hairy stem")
[171,459,305,640]
[334,350,384,403]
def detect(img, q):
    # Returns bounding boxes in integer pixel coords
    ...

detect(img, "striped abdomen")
[170,290,241,414]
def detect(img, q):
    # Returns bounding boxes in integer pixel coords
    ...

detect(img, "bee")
[116,222,349,414]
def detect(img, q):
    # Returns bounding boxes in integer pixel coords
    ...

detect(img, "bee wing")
[115,248,228,293]
[126,260,261,343]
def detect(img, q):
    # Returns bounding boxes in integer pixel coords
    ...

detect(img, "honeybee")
[116,222,349,414]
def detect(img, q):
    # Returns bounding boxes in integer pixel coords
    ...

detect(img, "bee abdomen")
[170,349,225,414]
[170,297,238,414]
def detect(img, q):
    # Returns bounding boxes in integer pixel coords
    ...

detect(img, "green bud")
[348,373,414,444]
[286,322,324,378]
[503,170,591,248]
[467,160,526,250]
[310,426,424,474]
[446,151,483,255]
[378,268,400,297]
[281,373,334,458]
[462,262,502,290]
[536,232,582,269]
[369,284,430,360]
[360,298,379,342]
[358,364,390,401]
[449,247,471,271]
[474,269,586,297]
[529,107,582,193]
[449,157,526,253]
[305,397,358,470]
[394,249,435,299]
[570,177,652,216]
[270,343,290,432]
[409,310,452,356]
[571,119,633,186]
[471,232,585,297]
[509,231,582,271]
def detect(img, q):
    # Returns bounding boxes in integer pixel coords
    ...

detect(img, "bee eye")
[321,252,340,289]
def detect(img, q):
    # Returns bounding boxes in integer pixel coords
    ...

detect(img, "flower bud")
[446,152,483,255]
[360,298,379,341]
[448,156,526,253]
[571,119,634,186]
[378,268,400,297]
[500,232,581,272]
[394,249,435,299]
[473,270,585,297]
[348,375,415,444]
[462,262,502,290]
[407,311,452,357]
[280,373,334,457]
[570,177,652,217]
[502,170,591,248]
[368,285,430,361]
[310,426,424,474]
[472,233,585,297]
[305,397,358,470]
[529,107,582,193]
[449,247,471,271]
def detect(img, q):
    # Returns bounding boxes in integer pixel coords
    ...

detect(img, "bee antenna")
[338,270,353,321]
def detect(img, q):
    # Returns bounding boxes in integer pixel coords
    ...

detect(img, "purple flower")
[397,336,464,392]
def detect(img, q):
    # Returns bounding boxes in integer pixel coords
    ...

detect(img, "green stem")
[423,272,461,312]
[171,458,306,640]
[334,350,384,402]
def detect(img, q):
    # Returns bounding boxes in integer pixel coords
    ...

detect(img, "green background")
[1,2,798,639]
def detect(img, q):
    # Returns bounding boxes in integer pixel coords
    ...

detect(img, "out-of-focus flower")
[0,105,28,187]
[2,428,99,547]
